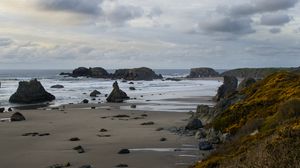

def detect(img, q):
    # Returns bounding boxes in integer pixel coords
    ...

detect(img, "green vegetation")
[193,72,300,168]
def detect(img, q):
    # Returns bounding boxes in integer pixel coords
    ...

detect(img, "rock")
[185,119,203,130]
[207,128,222,144]
[39,133,50,136]
[79,165,92,168]
[71,67,110,78]
[11,112,25,121]
[116,164,128,167]
[72,67,90,77]
[113,67,162,81]
[90,90,101,97]
[156,127,164,131]
[106,81,129,103]
[69,137,80,141]
[128,82,134,84]
[195,128,207,139]
[99,129,108,132]
[91,107,96,109]
[0,108,4,113]
[214,76,238,101]
[51,85,64,89]
[130,104,137,108]
[141,114,148,117]
[73,145,85,153]
[165,78,182,81]
[8,107,13,112]
[187,68,219,78]
[221,133,231,143]
[9,79,55,104]
[238,77,256,91]
[141,121,155,125]
[82,99,89,104]
[118,149,130,154]
[113,114,130,118]
[47,162,71,168]
[160,137,167,141]
[199,141,213,150]
[129,87,136,90]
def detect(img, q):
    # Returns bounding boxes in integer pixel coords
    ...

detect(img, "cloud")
[260,13,292,26]
[0,38,13,47]
[230,0,299,16]
[200,17,255,35]
[148,7,163,18]
[269,28,281,34]
[37,0,102,16]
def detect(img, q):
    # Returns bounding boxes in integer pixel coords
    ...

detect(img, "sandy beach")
[0,103,206,168]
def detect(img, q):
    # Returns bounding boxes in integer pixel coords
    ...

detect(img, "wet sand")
[0,104,205,168]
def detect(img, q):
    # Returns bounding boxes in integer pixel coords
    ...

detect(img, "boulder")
[90,90,101,97]
[185,118,203,130]
[106,81,129,103]
[118,149,130,154]
[113,67,162,81]
[238,77,256,91]
[198,141,213,150]
[11,112,26,121]
[129,87,136,91]
[0,108,4,113]
[82,99,89,104]
[214,76,238,101]
[187,68,219,78]
[51,84,64,89]
[9,79,55,104]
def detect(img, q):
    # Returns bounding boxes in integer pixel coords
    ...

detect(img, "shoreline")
[0,101,209,168]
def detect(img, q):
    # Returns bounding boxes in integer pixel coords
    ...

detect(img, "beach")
[0,103,209,168]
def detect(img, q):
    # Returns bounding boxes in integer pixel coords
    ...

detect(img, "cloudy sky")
[0,0,299,69]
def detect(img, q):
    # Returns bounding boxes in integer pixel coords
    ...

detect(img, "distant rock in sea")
[9,79,55,104]
[51,84,64,89]
[187,67,219,78]
[106,81,129,103]
[61,67,111,78]
[112,67,163,81]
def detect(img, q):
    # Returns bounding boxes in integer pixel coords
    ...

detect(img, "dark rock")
[195,128,207,139]
[82,99,89,104]
[214,76,238,101]
[105,94,108,97]
[187,68,219,78]
[198,141,213,150]
[47,162,71,168]
[97,134,111,137]
[128,82,134,84]
[59,72,72,76]
[90,90,101,97]
[91,107,96,109]
[156,127,164,131]
[72,67,90,77]
[165,78,182,81]
[129,87,136,90]
[116,164,128,167]
[118,149,130,154]
[141,121,154,125]
[130,104,137,108]
[71,67,110,78]
[106,81,129,103]
[160,137,167,141]
[79,165,92,168]
[238,77,256,91]
[39,133,50,136]
[113,114,130,118]
[91,98,96,101]
[141,114,148,117]
[51,85,64,89]
[185,119,203,130]
[8,107,13,112]
[0,108,4,113]
[9,79,55,104]
[73,145,85,153]
[113,67,162,81]
[11,112,25,121]
[99,129,108,132]
[69,137,80,141]
[22,132,39,136]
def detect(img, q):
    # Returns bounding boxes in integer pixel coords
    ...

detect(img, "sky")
[0,0,299,69]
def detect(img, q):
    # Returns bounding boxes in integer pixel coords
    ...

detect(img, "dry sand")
[0,104,205,168]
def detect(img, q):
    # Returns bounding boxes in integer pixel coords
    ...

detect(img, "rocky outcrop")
[187,68,219,78]
[113,67,162,81]
[9,79,55,104]
[106,81,129,103]
[221,67,299,79]
[62,67,110,78]
[238,77,256,91]
[214,76,238,101]
[185,118,203,130]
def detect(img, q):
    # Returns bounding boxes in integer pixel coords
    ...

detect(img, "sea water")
[0,69,222,112]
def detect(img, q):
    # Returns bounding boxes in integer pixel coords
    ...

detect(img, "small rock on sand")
[160,137,167,141]
[118,149,130,154]
[130,104,137,108]
[99,129,108,132]
[141,121,154,125]
[82,99,89,104]
[79,165,92,168]
[155,127,164,131]
[73,145,85,153]
[47,162,71,168]
[0,107,4,113]
[69,137,80,141]
[116,164,129,167]
[11,112,25,121]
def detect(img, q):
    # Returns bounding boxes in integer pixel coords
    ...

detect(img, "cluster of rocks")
[187,68,220,78]
[61,67,163,81]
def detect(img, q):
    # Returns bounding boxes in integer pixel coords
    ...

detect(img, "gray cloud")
[37,0,102,16]
[269,28,281,34]
[105,4,144,25]
[0,38,13,47]
[200,17,255,35]
[148,7,162,18]
[230,0,299,16]
[260,13,291,25]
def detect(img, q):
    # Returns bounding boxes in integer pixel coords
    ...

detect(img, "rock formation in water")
[187,68,219,78]
[113,67,162,81]
[9,79,55,104]
[106,81,129,103]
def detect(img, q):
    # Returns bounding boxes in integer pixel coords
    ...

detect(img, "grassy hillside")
[193,71,300,168]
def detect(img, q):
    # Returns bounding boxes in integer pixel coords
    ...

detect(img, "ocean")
[0,69,223,112]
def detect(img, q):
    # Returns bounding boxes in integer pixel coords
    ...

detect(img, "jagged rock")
[51,85,64,89]
[207,128,222,144]
[113,67,162,81]
[106,81,129,103]
[195,128,207,139]
[90,90,101,97]
[11,112,25,121]
[199,141,213,150]
[9,79,55,104]
[185,119,203,130]
[214,76,238,101]
[187,68,219,78]
[238,77,256,91]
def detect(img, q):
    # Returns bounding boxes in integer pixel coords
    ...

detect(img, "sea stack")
[214,76,238,101]
[187,68,219,78]
[113,67,162,81]
[9,79,55,104]
[106,81,129,103]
